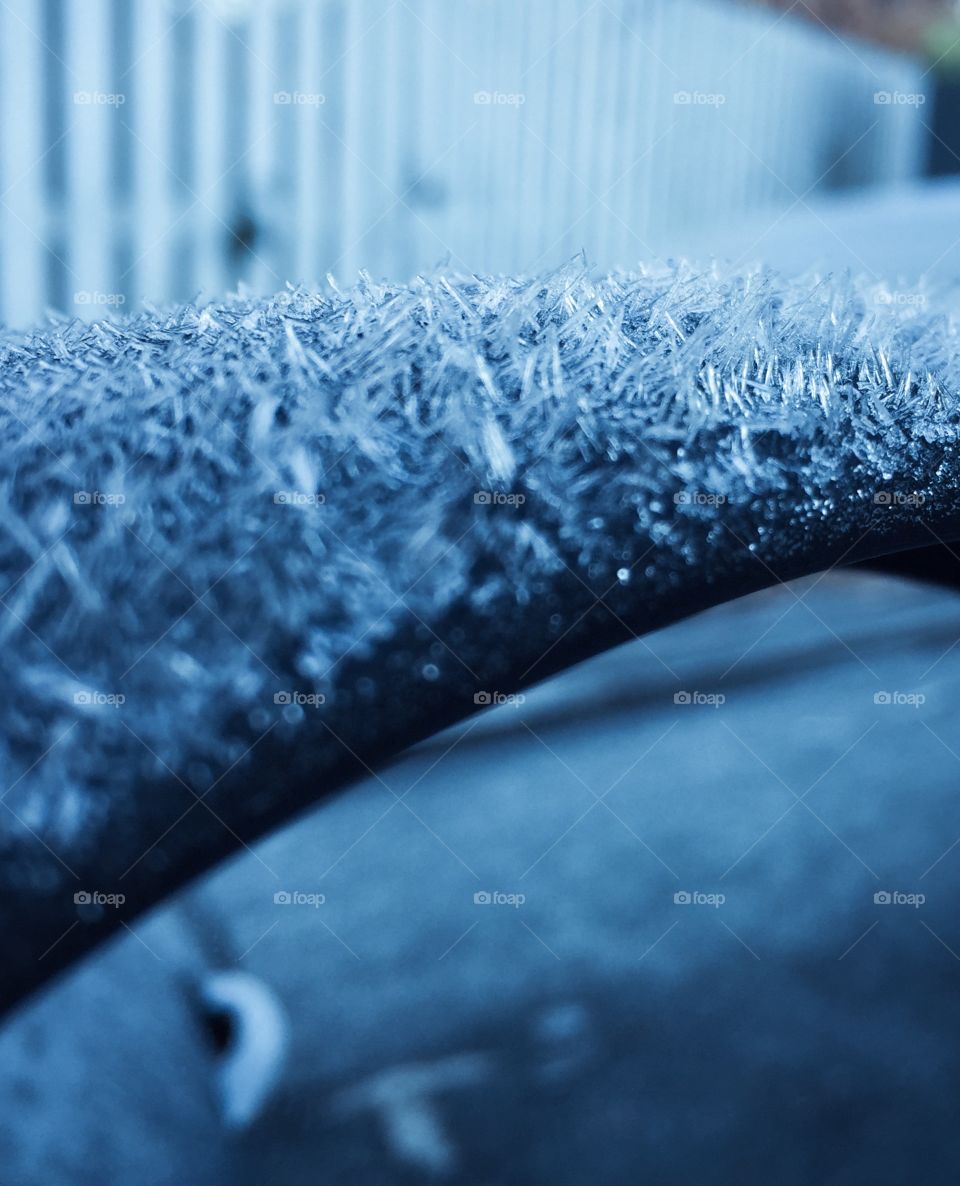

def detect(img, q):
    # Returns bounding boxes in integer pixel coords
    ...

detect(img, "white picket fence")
[0,0,928,327]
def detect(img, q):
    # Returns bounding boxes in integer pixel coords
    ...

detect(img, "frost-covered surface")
[1,260,959,1004]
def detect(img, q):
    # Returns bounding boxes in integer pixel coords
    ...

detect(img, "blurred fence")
[0,0,928,326]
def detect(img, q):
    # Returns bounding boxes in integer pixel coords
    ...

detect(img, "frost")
[0,259,957,860]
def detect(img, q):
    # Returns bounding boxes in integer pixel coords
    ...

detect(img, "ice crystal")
[0,258,959,1004]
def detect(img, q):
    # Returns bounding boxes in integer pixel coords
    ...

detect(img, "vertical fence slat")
[356,0,396,278]
[633,0,666,252]
[519,0,554,271]
[246,0,280,295]
[610,0,650,267]
[129,1,174,311]
[419,0,457,273]
[480,0,520,273]
[411,0,441,277]
[65,0,115,313]
[545,0,583,267]
[193,3,230,302]
[451,0,485,273]
[0,0,48,323]
[378,0,406,279]
[289,0,321,286]
[572,4,605,264]
[339,0,370,281]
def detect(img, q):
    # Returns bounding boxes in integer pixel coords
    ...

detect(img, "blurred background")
[1,0,958,327]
